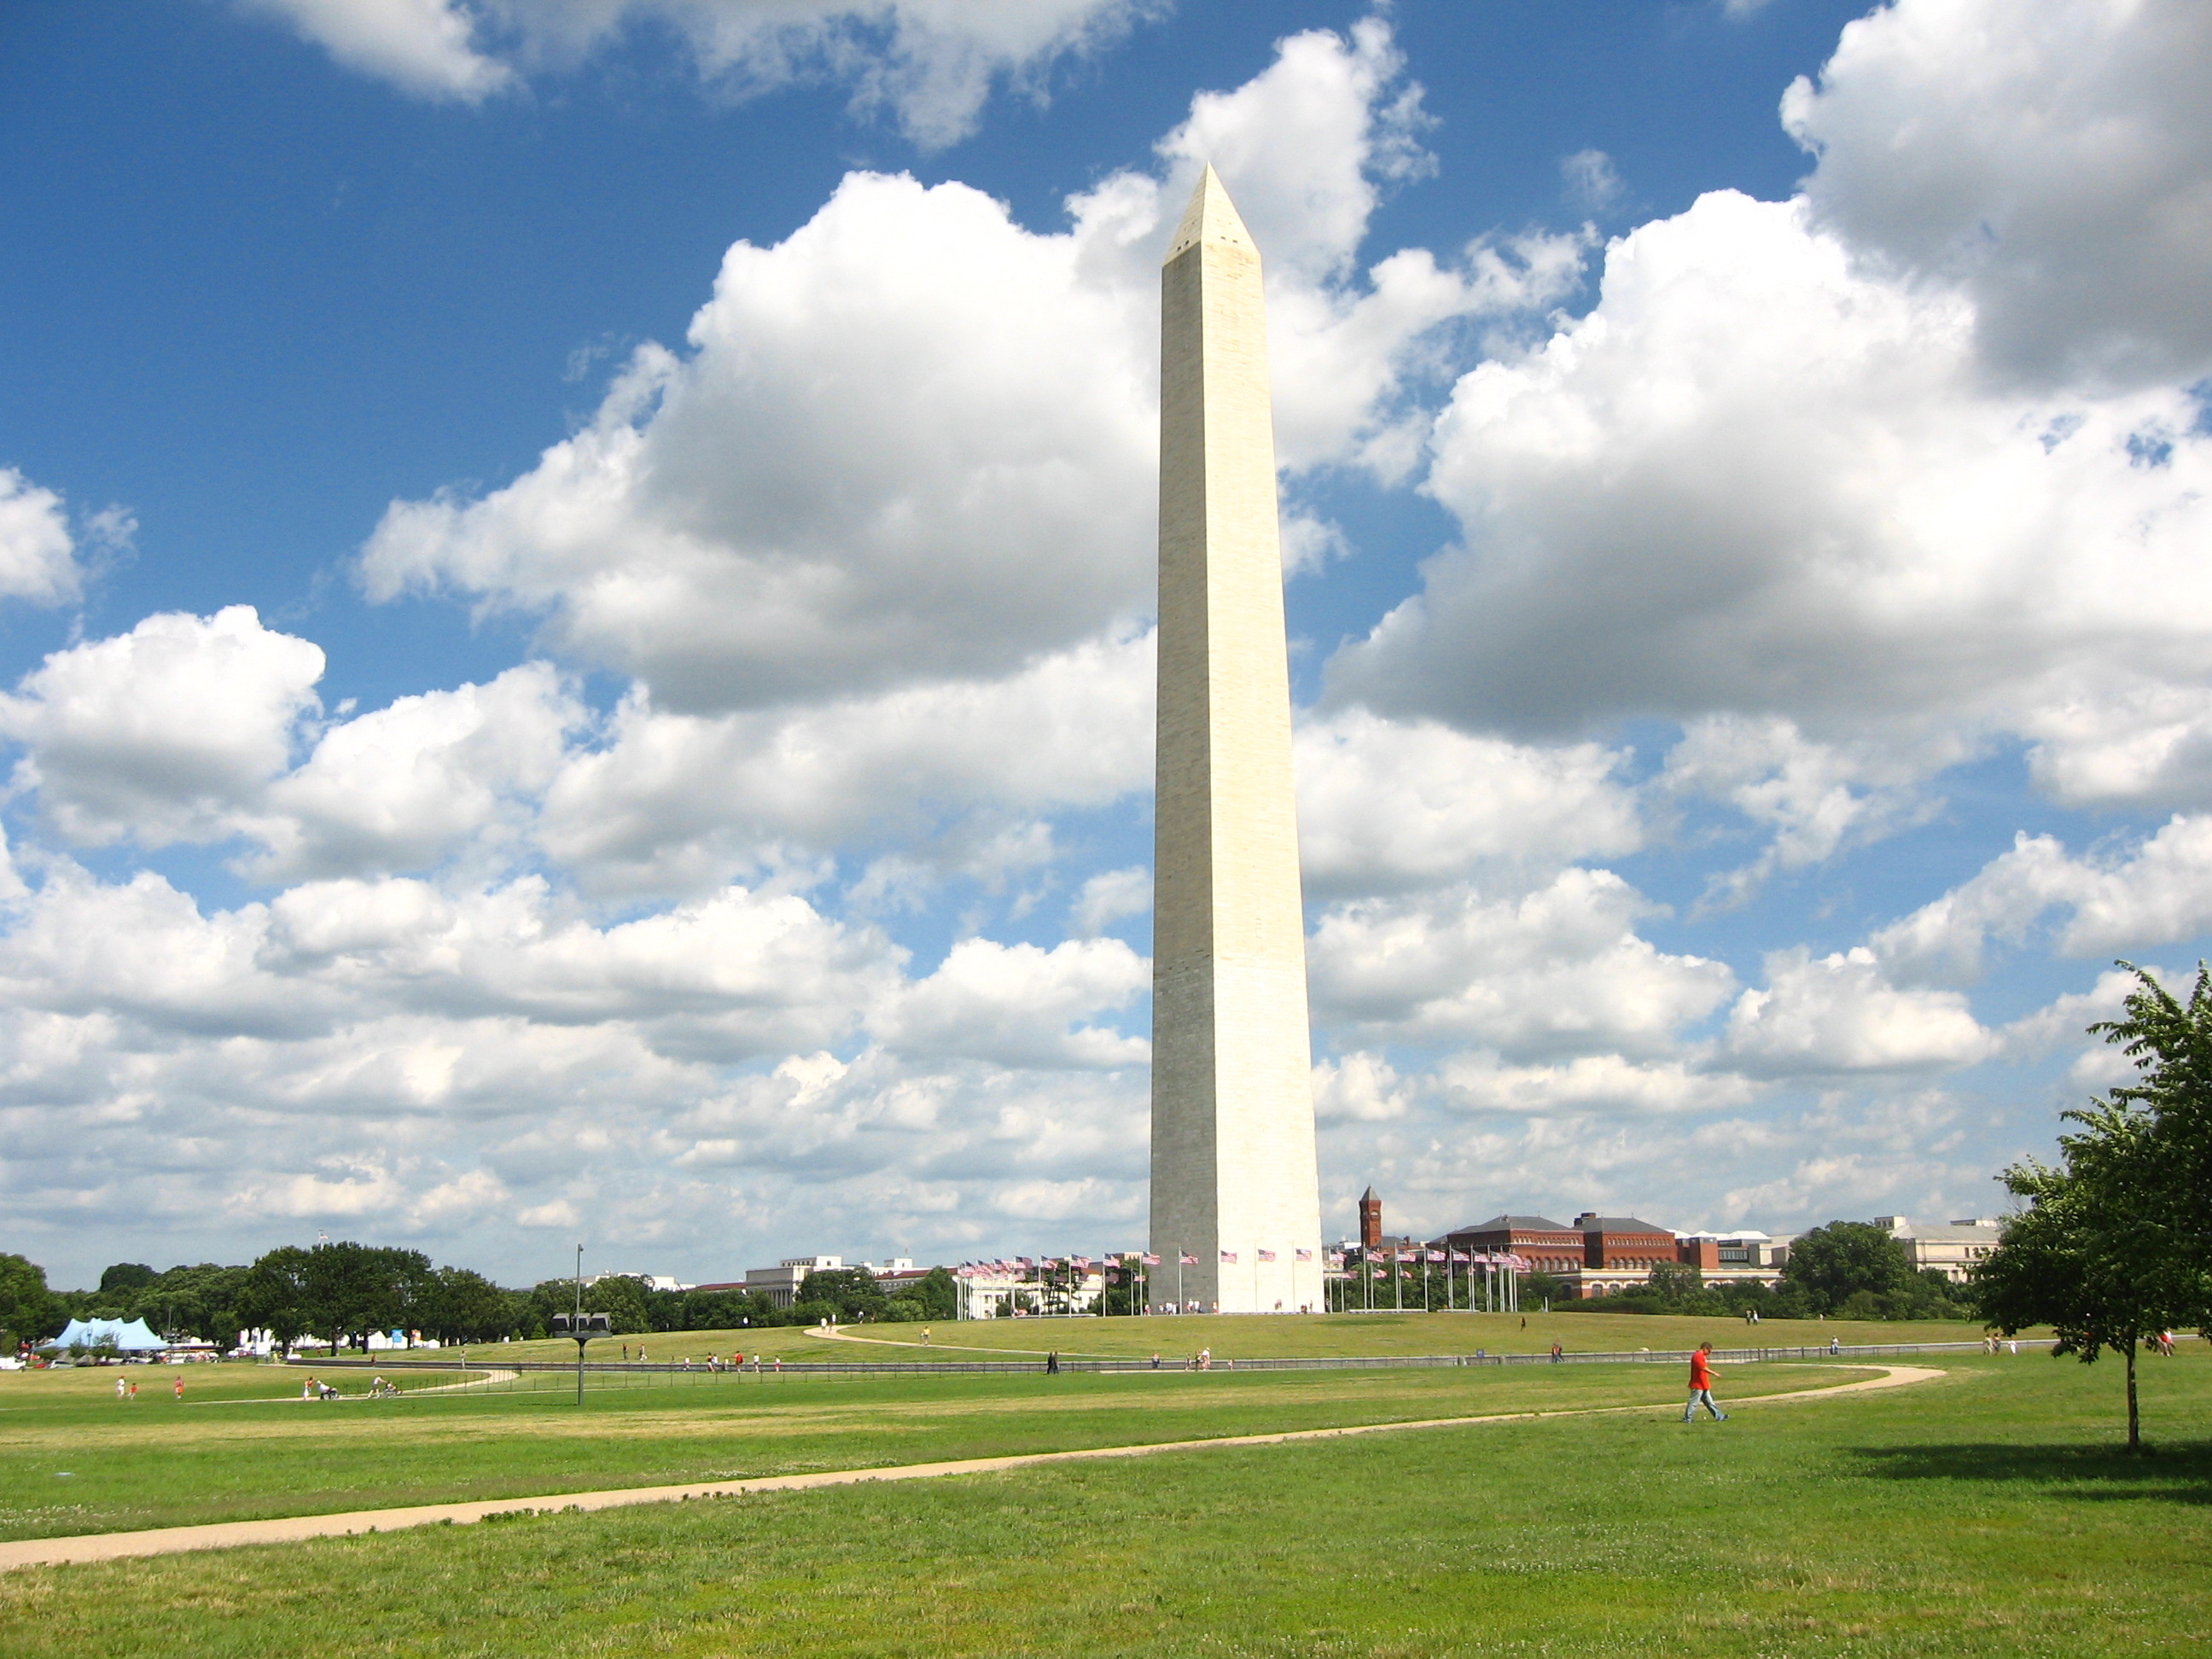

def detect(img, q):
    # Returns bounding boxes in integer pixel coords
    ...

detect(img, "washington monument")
[1148,166,1324,1314]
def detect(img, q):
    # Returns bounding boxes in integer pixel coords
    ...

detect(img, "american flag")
[1257,1249,1277,1262]
[1370,1267,1387,1279]
[1180,1251,1199,1266]
[1295,1249,1313,1262]
[1016,1256,1034,1268]
[1451,1251,1470,1263]
[1141,1254,1161,1266]
[1220,1249,1238,1264]
[1071,1255,1091,1268]
[1326,1252,1345,1267]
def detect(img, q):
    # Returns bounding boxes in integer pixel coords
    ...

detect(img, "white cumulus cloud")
[0,467,85,607]
[0,607,323,848]
[1307,869,1733,1057]
[242,0,1158,144]
[1726,946,1996,1075]
[1785,0,2212,389]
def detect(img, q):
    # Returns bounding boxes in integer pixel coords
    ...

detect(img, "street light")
[550,1312,611,1404]
[553,1243,610,1404]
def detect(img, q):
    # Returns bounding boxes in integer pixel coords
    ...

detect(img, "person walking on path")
[1684,1342,1726,1423]
[1045,1350,1061,1375]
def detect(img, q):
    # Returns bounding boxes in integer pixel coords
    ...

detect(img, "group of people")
[614,1346,786,1371]
[111,1374,187,1400]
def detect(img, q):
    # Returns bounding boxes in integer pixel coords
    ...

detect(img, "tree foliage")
[0,1253,67,1348]
[1974,963,2212,1447]
[798,1268,887,1321]
[1781,1223,1914,1313]
[2088,961,2212,1319]
[6,1247,954,1353]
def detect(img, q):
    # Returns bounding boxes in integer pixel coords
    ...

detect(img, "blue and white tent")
[42,1317,166,1352]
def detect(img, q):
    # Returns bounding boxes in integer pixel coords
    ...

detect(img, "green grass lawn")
[352,1309,1997,1371]
[0,1348,2203,1656]
[0,1354,1849,1541]
[818,1308,2000,1361]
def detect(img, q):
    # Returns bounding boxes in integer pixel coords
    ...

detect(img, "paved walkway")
[0,1364,1941,1573]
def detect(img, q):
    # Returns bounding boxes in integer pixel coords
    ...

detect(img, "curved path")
[0,1364,1941,1573]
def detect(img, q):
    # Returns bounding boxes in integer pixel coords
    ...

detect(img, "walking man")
[1684,1342,1726,1423]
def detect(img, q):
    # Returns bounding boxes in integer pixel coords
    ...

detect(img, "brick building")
[1441,1214,1586,1276]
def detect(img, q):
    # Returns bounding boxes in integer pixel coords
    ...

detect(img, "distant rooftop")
[1450,1214,1574,1233]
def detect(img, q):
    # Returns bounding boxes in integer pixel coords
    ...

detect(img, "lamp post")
[550,1311,610,1404]
[552,1245,610,1404]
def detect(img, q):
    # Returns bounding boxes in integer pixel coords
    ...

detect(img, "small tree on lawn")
[2092,963,2212,1326]
[1974,1100,2190,1451]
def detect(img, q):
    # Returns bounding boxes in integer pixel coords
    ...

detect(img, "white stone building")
[1873,1217,2005,1283]
[744,1255,842,1310]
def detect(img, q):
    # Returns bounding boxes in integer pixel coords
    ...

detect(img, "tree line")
[1534,1223,1976,1323]
[0,1243,956,1354]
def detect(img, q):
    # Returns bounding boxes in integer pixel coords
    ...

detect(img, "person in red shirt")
[1684,1342,1726,1423]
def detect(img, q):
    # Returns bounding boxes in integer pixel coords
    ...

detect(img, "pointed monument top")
[1165,164,1257,264]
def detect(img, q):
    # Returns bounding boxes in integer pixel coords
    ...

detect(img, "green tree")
[97,1262,157,1296]
[885,1266,957,1322]
[277,1243,434,1353]
[421,1267,521,1343]
[2090,962,2212,1326]
[243,1246,314,1349]
[1643,1261,1714,1310]
[1781,1222,1916,1315]
[136,1263,255,1344]
[582,1274,653,1335]
[0,1253,67,1348]
[1974,1101,2192,1449]
[799,1268,887,1321]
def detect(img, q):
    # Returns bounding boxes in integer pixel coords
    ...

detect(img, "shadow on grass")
[1847,1441,2212,1504]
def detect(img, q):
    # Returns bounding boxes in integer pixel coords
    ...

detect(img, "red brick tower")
[1359,1185,1382,1250]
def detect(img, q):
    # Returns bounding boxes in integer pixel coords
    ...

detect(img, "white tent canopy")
[42,1317,165,1352]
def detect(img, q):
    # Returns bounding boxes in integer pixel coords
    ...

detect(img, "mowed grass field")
[0,1346,2204,1656]
[812,1308,1997,1360]
[0,1351,1848,1540]
[380,1309,2003,1371]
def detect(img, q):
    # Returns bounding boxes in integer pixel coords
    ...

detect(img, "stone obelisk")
[1149,166,1324,1315]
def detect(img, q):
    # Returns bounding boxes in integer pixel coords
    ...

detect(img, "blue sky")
[3,0,2208,1289]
